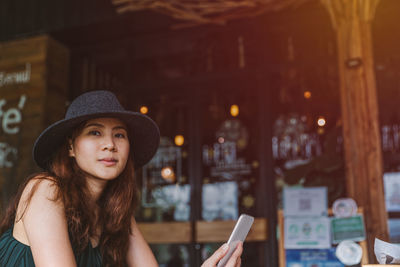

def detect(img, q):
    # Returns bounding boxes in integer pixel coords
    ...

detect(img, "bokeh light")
[317,116,326,127]
[140,105,148,114]
[230,104,239,117]
[161,166,175,182]
[174,134,184,146]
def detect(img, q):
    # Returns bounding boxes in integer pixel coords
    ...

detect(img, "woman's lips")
[99,158,118,166]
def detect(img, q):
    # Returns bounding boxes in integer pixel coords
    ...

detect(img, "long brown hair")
[0,125,138,266]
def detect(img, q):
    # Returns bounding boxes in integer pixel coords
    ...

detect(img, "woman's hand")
[201,242,243,267]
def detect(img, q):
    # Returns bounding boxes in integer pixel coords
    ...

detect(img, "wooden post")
[0,35,69,211]
[321,0,388,261]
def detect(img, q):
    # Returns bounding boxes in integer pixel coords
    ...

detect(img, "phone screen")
[217,214,254,267]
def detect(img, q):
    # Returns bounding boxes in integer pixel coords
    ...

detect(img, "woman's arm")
[125,218,243,267]
[126,217,158,267]
[21,179,77,267]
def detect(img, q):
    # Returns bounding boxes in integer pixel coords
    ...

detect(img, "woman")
[0,90,242,266]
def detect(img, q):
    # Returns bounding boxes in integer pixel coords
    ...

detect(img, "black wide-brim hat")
[33,90,160,170]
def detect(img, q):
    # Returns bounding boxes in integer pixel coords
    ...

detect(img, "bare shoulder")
[23,176,59,200]
[17,176,62,221]
[13,175,65,246]
[19,175,67,233]
[15,175,76,266]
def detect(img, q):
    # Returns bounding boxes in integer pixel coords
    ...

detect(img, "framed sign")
[283,187,328,217]
[284,216,331,249]
[285,249,344,267]
[331,215,366,244]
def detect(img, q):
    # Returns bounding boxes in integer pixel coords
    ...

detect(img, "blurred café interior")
[2,0,400,266]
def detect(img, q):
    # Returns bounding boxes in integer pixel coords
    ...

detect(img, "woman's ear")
[68,139,75,157]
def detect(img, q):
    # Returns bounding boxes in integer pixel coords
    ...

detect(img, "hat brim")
[33,111,160,170]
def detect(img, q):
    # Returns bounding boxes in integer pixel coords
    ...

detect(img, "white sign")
[151,184,191,221]
[384,172,400,212]
[0,142,17,168]
[283,187,328,217]
[335,240,362,266]
[284,216,331,249]
[0,94,27,135]
[332,198,358,218]
[0,63,31,88]
[0,94,27,168]
[202,181,238,221]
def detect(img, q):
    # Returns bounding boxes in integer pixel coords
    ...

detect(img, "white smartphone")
[217,214,254,267]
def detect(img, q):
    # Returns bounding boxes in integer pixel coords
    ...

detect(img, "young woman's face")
[69,117,130,182]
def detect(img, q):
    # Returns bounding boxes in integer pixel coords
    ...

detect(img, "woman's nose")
[102,136,117,151]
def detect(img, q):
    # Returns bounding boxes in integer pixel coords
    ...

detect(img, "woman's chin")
[84,170,121,182]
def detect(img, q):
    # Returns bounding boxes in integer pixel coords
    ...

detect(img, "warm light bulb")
[317,117,326,127]
[161,166,175,182]
[230,104,239,117]
[140,106,148,114]
[304,91,312,99]
[174,135,184,146]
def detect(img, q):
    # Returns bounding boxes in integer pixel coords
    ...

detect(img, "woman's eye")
[115,133,126,138]
[89,130,101,136]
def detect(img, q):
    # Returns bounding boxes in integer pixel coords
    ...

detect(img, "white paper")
[374,238,400,264]
[283,187,328,217]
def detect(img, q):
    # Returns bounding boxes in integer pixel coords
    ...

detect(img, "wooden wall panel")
[0,35,69,210]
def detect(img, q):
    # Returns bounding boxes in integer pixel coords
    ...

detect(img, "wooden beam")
[196,218,268,243]
[137,222,192,244]
[320,0,388,262]
[137,218,268,244]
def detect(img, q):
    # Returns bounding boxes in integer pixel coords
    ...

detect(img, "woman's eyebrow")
[113,126,128,131]
[85,123,104,128]
[84,123,127,131]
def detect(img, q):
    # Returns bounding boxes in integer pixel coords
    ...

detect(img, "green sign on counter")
[331,214,366,244]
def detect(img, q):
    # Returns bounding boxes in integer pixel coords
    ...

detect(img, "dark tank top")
[0,228,102,266]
